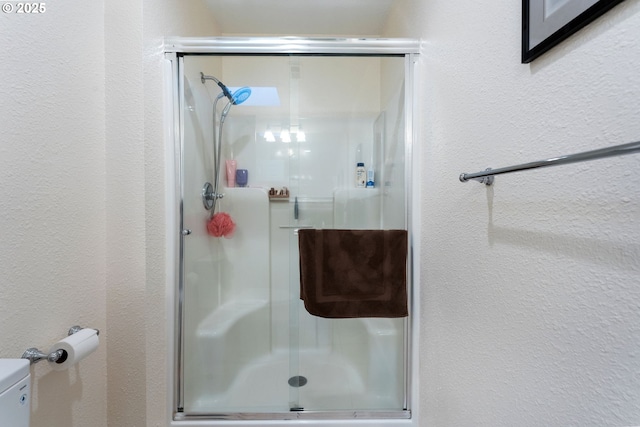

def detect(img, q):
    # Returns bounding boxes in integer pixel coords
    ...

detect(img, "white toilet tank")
[0,359,30,427]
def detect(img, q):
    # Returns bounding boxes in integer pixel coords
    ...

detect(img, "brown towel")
[298,229,408,318]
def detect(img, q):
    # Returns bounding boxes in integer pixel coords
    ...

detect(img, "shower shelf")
[268,186,290,201]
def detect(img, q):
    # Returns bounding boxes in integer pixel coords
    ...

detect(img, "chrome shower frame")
[164,37,421,425]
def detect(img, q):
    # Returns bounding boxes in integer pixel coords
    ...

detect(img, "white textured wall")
[105,0,221,423]
[386,0,640,426]
[0,1,218,427]
[141,2,221,426]
[105,1,146,426]
[0,2,107,427]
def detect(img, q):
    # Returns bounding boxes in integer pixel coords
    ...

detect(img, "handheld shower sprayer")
[230,87,252,105]
[200,72,252,214]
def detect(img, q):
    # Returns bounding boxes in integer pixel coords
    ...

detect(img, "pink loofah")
[206,212,236,238]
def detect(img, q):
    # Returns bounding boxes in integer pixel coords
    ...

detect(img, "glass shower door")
[283,56,408,412]
[180,54,277,414]
[178,51,410,417]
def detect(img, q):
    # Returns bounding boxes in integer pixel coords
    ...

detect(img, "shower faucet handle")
[202,182,224,210]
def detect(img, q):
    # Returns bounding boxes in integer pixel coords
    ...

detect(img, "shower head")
[231,87,251,105]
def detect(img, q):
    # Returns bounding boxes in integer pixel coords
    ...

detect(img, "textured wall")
[105,1,146,426]
[386,0,640,426]
[105,0,221,424]
[0,1,107,427]
[0,1,219,426]
[141,2,221,426]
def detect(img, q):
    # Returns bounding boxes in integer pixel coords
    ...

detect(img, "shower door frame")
[165,37,420,424]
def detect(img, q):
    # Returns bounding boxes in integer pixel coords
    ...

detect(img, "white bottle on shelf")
[366,168,375,188]
[355,162,366,187]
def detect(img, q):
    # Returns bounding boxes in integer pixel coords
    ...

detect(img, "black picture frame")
[522,0,626,63]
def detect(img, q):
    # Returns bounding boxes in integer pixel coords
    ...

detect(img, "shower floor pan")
[186,348,402,413]
[182,299,408,419]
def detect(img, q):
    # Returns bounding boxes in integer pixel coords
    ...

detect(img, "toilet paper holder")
[21,326,99,365]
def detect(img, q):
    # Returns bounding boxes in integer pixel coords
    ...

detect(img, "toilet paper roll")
[49,328,99,371]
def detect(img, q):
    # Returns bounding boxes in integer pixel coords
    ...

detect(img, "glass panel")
[181,55,278,413]
[289,56,407,411]
[180,53,407,415]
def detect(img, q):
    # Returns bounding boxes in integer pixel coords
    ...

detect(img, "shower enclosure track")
[165,37,420,55]
[174,410,411,421]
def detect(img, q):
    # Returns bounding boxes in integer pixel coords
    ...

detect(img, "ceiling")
[203,0,395,36]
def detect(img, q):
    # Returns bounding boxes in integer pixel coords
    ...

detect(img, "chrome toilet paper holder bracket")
[21,325,99,365]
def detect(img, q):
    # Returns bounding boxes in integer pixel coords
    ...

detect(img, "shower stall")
[165,38,419,424]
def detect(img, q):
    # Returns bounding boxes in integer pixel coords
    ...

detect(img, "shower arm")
[201,72,234,103]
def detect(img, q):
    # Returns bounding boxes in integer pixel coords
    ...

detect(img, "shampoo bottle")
[356,162,366,187]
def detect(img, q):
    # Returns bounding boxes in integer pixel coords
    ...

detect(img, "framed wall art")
[522,0,626,63]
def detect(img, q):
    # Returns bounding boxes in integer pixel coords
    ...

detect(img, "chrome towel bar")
[459,140,640,185]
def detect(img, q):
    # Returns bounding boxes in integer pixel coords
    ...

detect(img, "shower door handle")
[278,225,313,235]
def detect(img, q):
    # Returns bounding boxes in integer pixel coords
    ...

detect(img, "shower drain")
[288,375,308,387]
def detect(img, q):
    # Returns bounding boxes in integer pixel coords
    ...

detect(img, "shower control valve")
[202,182,224,210]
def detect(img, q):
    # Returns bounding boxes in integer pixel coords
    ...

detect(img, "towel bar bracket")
[21,348,65,365]
[459,168,494,185]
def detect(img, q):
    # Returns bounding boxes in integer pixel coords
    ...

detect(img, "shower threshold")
[174,409,411,421]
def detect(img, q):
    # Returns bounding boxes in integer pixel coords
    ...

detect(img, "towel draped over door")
[298,229,408,318]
